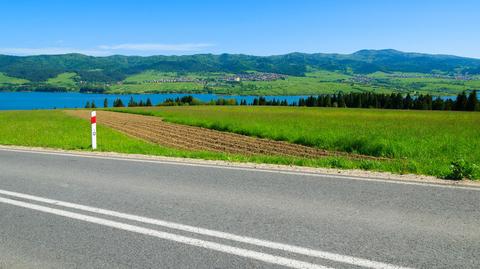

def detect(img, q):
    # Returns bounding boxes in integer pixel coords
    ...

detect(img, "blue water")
[0,92,308,110]
[0,91,465,110]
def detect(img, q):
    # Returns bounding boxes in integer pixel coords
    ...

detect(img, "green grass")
[112,106,480,179]
[110,70,480,96]
[46,72,78,90]
[0,110,400,172]
[123,70,220,83]
[0,110,217,158]
[2,68,479,96]
[0,72,29,85]
[123,71,178,83]
[111,71,392,95]
[365,72,480,96]
[109,82,205,94]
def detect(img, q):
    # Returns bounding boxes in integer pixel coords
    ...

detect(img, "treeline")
[292,91,478,111]
[0,84,72,92]
[246,91,478,111]
[84,97,153,108]
[79,85,106,93]
[85,91,479,111]
[162,96,238,106]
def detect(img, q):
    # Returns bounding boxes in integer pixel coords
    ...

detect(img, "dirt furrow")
[65,110,383,160]
[102,119,250,154]
[103,121,215,152]
[124,119,331,158]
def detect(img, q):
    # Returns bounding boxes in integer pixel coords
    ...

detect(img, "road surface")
[0,148,479,268]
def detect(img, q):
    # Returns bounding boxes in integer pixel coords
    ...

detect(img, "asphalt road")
[0,148,479,269]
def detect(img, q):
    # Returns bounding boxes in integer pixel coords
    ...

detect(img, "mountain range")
[1,49,480,83]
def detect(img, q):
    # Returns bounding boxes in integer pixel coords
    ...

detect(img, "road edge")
[1,144,479,189]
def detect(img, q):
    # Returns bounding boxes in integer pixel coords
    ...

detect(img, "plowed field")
[65,110,379,160]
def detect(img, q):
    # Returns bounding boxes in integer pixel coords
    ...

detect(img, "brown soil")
[65,110,383,160]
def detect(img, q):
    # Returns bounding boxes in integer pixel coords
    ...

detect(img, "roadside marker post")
[91,111,97,150]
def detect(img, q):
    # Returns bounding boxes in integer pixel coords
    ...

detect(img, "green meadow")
[106,70,480,96]
[2,68,479,96]
[0,110,235,160]
[46,72,78,90]
[0,72,29,85]
[0,110,404,175]
[1,108,478,179]
[114,106,480,179]
[108,82,205,94]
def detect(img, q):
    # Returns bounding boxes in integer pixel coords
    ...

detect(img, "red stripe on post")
[91,116,96,124]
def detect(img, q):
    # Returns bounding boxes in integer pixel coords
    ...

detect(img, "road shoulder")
[1,144,479,189]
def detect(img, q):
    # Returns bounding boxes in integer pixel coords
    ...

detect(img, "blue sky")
[0,0,479,58]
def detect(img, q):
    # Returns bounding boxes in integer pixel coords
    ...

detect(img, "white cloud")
[98,43,214,52]
[0,47,111,56]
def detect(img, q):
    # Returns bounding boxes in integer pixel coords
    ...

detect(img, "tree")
[432,97,445,110]
[324,95,332,107]
[403,93,413,109]
[394,93,403,109]
[113,98,124,107]
[353,94,362,108]
[146,98,152,106]
[337,93,346,108]
[424,95,432,110]
[258,96,266,106]
[85,101,91,108]
[103,98,108,108]
[226,99,237,105]
[91,100,96,108]
[455,91,468,111]
[128,96,137,107]
[305,96,316,107]
[467,90,478,111]
[444,99,454,110]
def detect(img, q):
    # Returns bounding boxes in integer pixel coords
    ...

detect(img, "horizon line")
[0,48,479,60]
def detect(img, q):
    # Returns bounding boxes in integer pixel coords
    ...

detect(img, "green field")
[1,110,406,174]
[1,68,479,96]
[1,108,478,179]
[0,110,234,159]
[112,106,480,179]
[46,72,78,90]
[0,72,29,85]
[106,70,480,96]
[109,82,205,94]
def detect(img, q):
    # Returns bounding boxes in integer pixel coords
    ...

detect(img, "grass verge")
[0,110,415,177]
[110,106,480,180]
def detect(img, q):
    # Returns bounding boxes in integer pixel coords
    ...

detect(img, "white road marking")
[0,189,412,269]
[0,195,333,269]
[0,146,478,191]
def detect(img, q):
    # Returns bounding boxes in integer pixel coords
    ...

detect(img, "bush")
[444,159,477,180]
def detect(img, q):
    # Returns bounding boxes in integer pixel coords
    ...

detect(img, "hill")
[1,49,480,95]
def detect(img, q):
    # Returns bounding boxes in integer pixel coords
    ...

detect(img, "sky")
[0,0,479,58]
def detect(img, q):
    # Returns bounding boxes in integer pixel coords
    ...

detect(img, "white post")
[91,111,97,150]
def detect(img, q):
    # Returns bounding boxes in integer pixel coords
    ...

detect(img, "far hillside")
[1,49,480,96]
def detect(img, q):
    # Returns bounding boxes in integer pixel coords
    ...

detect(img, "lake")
[0,92,461,110]
[0,92,309,110]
